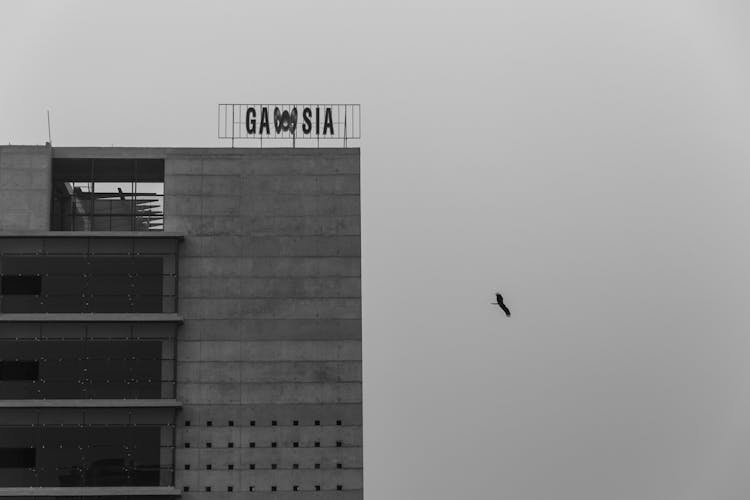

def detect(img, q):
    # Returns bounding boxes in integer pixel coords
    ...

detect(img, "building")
[0,145,363,499]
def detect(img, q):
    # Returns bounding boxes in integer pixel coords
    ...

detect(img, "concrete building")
[0,145,362,499]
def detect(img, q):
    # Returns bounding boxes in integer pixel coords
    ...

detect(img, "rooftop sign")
[218,104,360,147]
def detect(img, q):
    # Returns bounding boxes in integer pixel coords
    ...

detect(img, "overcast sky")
[2,1,750,498]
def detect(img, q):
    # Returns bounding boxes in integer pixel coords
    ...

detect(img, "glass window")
[0,340,168,399]
[0,427,167,487]
[1,256,169,313]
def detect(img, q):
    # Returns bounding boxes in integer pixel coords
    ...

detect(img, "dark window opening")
[249,442,255,448]
[314,420,320,426]
[184,465,190,470]
[51,158,165,232]
[1,276,42,295]
[293,420,299,426]
[337,463,343,469]
[337,485,343,491]
[183,486,189,492]
[0,448,35,468]
[227,486,233,492]
[228,464,233,470]
[271,486,277,492]
[0,361,39,381]
[206,464,211,470]
[271,464,277,470]
[315,485,321,491]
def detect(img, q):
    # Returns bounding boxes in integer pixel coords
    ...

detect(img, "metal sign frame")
[218,104,361,147]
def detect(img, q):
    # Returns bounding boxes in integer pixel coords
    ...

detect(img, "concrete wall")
[0,146,52,231]
[164,149,362,499]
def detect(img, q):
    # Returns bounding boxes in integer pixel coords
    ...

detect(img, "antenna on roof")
[46,110,52,146]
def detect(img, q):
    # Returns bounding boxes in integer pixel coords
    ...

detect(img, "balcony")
[0,407,178,491]
[0,327,177,400]
[0,234,181,315]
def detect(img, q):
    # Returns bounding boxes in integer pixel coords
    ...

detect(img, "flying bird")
[493,293,511,317]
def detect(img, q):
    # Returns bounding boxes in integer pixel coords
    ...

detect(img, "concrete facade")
[0,146,52,231]
[0,146,362,499]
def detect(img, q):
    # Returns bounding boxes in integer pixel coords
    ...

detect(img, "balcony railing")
[0,420,175,487]
[0,237,179,314]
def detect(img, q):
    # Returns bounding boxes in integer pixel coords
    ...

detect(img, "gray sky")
[2,1,750,498]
